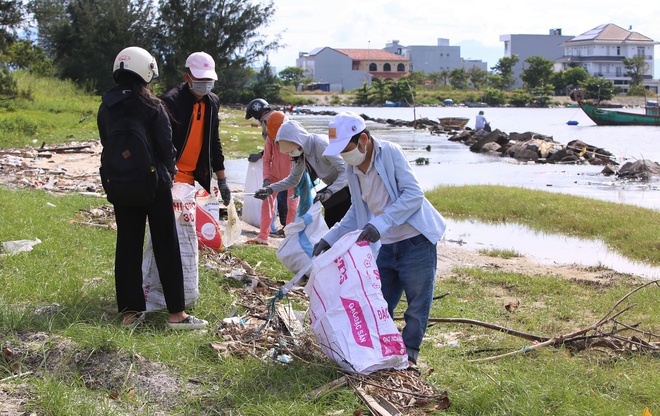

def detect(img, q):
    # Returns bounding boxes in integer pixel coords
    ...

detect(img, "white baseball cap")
[324,111,366,156]
[185,52,218,81]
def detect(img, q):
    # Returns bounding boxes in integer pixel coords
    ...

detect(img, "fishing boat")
[439,117,470,129]
[569,89,660,126]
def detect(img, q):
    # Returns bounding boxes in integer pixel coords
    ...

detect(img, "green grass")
[1,187,658,415]
[478,248,523,259]
[1,72,659,415]
[427,184,660,265]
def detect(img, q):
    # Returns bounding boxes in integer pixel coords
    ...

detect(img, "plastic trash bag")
[223,197,242,247]
[1,238,42,256]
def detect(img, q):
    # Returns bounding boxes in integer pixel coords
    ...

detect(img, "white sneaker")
[167,315,208,329]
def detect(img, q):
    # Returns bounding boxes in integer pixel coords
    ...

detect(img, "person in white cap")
[312,111,447,370]
[160,51,231,205]
[253,119,351,227]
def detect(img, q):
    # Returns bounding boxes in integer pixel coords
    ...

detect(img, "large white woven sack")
[277,201,328,274]
[304,231,408,374]
[142,183,199,311]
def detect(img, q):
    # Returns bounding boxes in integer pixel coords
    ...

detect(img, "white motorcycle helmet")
[113,46,159,83]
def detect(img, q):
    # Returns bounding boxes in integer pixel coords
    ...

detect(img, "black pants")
[321,187,352,228]
[113,186,185,314]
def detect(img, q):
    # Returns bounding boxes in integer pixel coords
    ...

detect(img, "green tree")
[449,67,468,90]
[467,66,488,89]
[491,55,519,90]
[353,82,372,105]
[0,0,23,51]
[622,55,648,87]
[5,39,53,76]
[509,88,532,107]
[580,76,614,104]
[481,88,506,106]
[371,78,389,104]
[561,67,589,92]
[278,66,304,88]
[157,0,278,93]
[30,0,158,93]
[246,60,280,103]
[388,76,416,104]
[439,69,450,86]
[426,71,443,88]
[521,55,554,89]
[0,0,25,96]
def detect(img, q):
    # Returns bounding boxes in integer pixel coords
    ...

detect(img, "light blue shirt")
[322,137,447,252]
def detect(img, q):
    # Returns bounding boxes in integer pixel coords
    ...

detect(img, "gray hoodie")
[270,120,348,195]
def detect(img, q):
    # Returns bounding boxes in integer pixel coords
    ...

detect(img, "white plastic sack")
[242,160,263,228]
[222,197,242,247]
[305,231,408,374]
[1,238,41,256]
[142,183,199,311]
[277,202,328,274]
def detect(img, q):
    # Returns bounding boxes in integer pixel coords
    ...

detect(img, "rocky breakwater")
[448,128,616,166]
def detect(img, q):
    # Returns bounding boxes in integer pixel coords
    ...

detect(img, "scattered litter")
[1,238,42,256]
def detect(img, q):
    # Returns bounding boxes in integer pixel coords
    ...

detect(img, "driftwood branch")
[427,280,660,363]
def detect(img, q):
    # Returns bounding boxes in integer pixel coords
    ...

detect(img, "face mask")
[341,141,367,166]
[190,80,214,96]
[287,148,303,158]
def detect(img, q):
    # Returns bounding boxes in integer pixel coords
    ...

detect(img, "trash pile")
[0,140,105,196]
[200,247,451,415]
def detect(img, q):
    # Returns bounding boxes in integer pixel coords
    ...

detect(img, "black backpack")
[100,109,158,206]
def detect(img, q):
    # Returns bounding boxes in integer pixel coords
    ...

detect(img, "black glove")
[217,177,231,205]
[262,179,271,187]
[168,166,178,181]
[357,223,380,243]
[313,188,333,203]
[312,239,331,257]
[254,186,273,200]
[248,151,263,163]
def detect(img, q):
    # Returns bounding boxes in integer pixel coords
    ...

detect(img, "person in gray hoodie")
[253,120,350,227]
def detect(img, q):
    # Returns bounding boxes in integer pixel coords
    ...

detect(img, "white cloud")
[259,0,660,77]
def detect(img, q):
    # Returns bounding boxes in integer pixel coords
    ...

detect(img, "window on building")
[638,47,646,57]
[616,46,621,56]
[384,63,391,72]
[397,63,405,72]
[397,48,402,55]
[369,63,377,71]
[616,66,622,77]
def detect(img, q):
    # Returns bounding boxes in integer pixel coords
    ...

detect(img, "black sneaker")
[167,315,208,329]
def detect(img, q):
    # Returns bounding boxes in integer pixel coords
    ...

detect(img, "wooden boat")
[577,101,660,126]
[439,117,469,129]
[569,88,660,126]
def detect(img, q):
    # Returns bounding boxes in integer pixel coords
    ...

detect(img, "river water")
[224,106,660,278]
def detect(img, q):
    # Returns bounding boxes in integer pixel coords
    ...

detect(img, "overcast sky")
[258,0,660,77]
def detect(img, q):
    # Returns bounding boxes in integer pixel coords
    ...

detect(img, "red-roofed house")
[296,47,410,92]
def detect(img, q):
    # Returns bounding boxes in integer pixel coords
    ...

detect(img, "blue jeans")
[377,233,437,363]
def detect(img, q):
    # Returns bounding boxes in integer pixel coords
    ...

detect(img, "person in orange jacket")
[245,107,299,245]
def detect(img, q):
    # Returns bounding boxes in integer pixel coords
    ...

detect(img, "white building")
[500,29,573,89]
[556,24,659,93]
[296,47,410,92]
[383,39,487,73]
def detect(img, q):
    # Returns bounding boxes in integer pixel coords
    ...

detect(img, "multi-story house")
[296,47,410,92]
[499,28,574,89]
[556,23,659,93]
[383,39,487,73]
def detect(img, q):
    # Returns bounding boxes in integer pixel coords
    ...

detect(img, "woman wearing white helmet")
[97,46,207,329]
